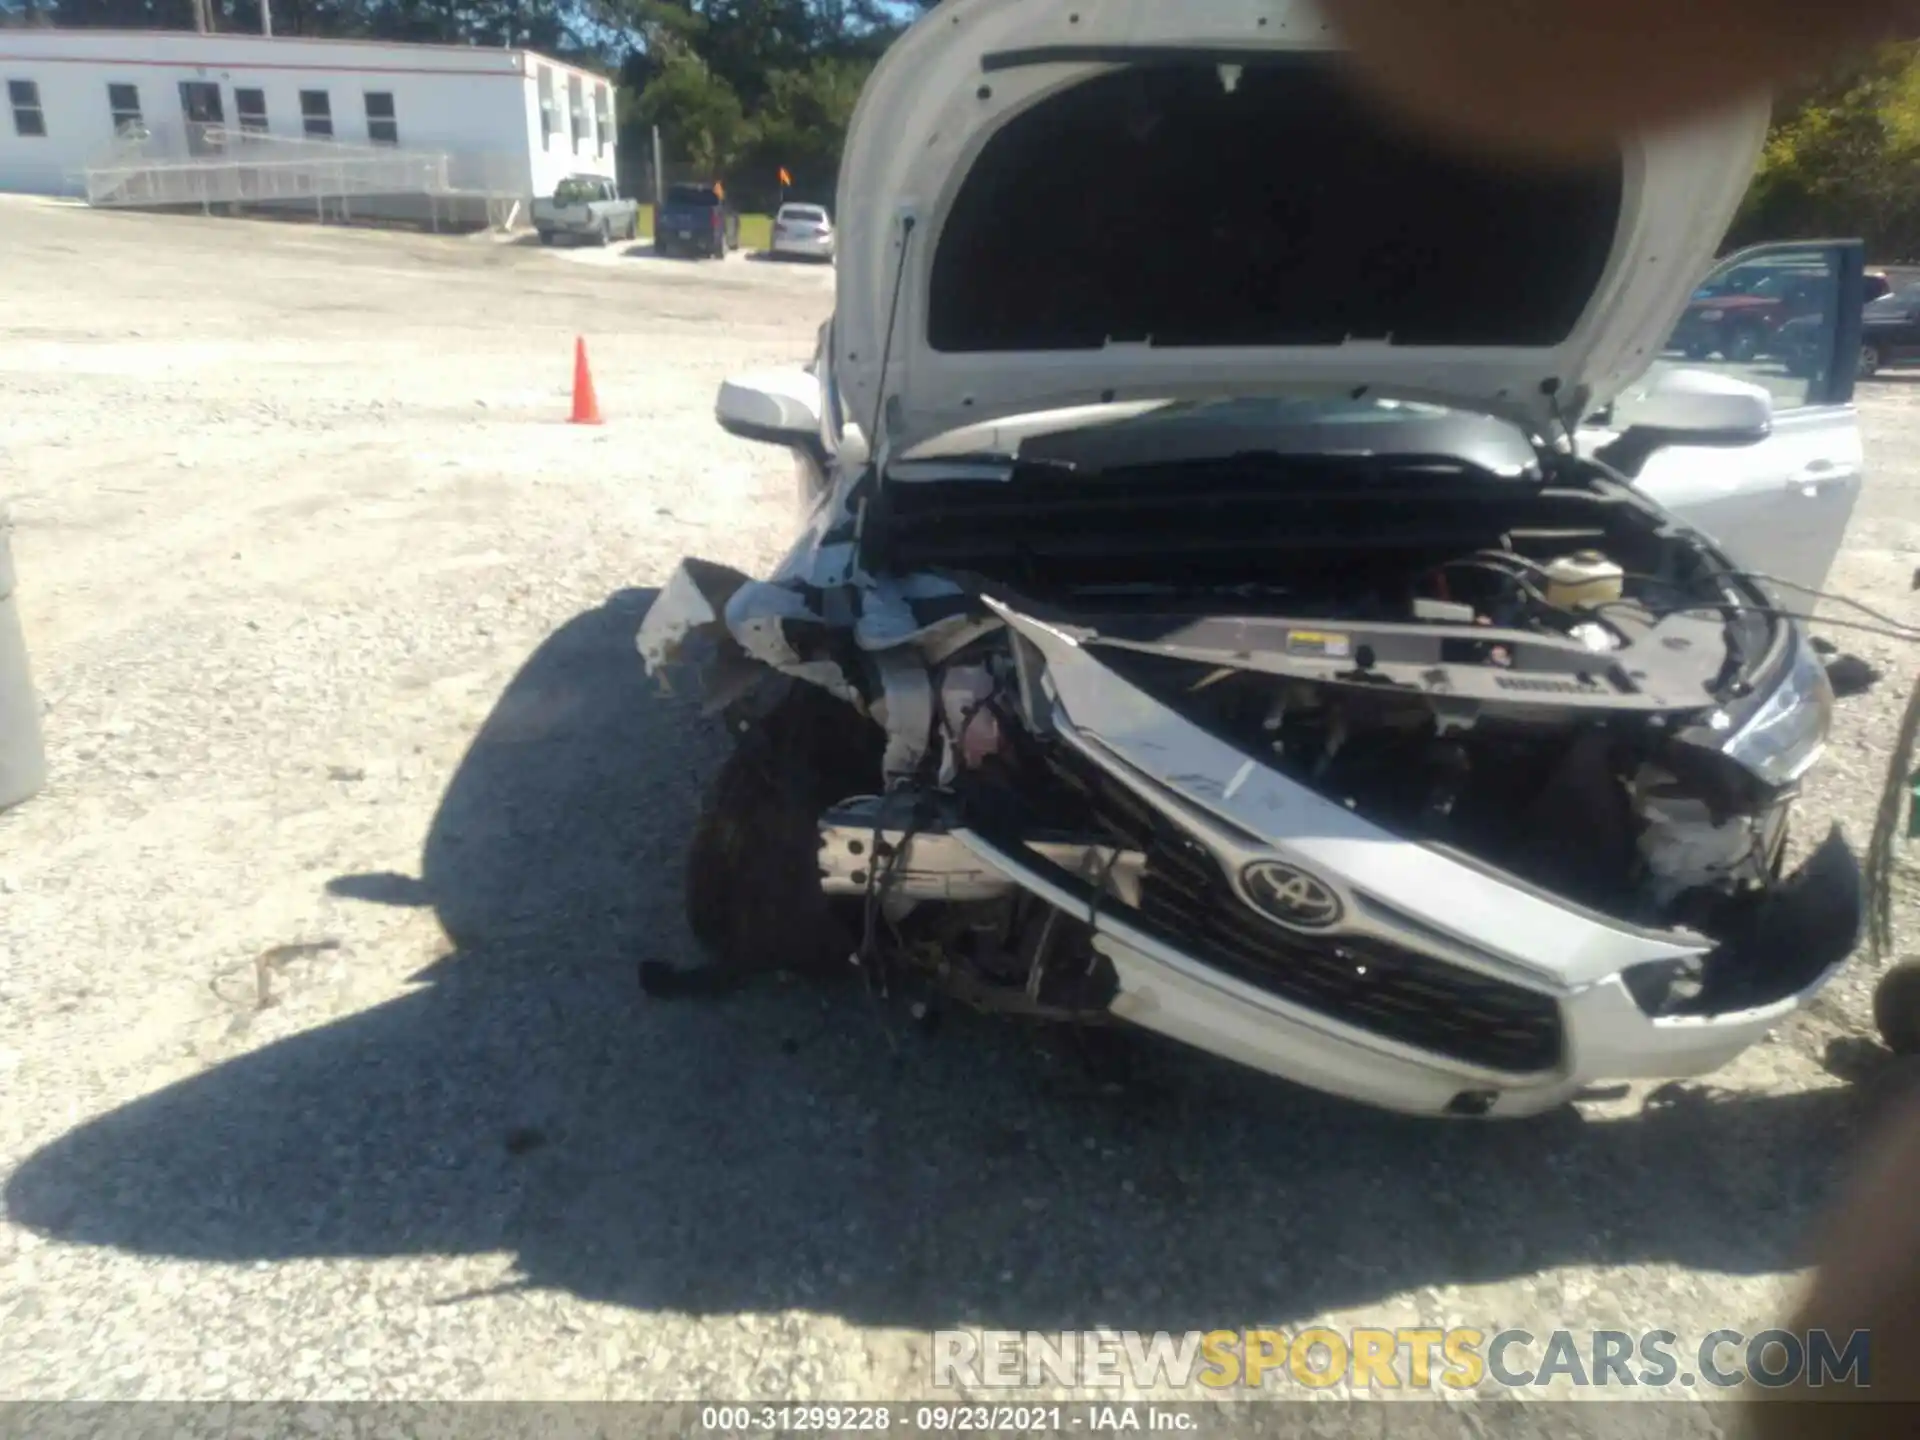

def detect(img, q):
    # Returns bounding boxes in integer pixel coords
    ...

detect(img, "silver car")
[770,203,835,262]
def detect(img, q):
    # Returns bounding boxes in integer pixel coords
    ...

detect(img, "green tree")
[607,0,917,196]
[735,54,868,203]
[1733,42,1920,259]
[696,0,816,110]
[632,48,747,174]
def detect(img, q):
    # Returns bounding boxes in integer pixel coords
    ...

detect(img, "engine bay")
[864,458,1779,706]
[860,460,1813,1014]
[643,448,1848,1043]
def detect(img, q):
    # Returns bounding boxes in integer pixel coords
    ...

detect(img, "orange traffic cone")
[570,336,603,425]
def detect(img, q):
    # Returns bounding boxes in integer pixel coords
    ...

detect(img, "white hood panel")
[832,0,1769,458]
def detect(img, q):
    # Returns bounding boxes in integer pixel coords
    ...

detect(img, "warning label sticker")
[1284,630,1353,660]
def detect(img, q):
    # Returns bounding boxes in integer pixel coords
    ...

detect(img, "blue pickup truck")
[654,182,741,260]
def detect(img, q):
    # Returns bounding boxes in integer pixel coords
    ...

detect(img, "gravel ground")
[2,194,1920,1418]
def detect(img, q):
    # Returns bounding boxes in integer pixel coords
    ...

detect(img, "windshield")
[667,184,721,207]
[1692,266,1824,301]
[781,206,827,223]
[1692,267,1770,298]
[1871,284,1920,313]
[553,178,600,204]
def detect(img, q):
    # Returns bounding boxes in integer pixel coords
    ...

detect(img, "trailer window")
[594,83,611,158]
[299,90,332,140]
[107,83,142,137]
[236,88,268,136]
[364,91,397,146]
[538,67,555,150]
[8,80,45,139]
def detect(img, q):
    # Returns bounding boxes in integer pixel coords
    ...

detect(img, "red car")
[1671,261,1890,362]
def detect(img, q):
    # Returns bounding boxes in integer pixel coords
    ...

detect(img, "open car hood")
[832,0,1769,460]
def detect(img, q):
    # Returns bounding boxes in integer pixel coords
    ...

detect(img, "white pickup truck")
[532,175,641,246]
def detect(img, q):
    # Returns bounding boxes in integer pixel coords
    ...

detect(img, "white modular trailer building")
[0,29,616,217]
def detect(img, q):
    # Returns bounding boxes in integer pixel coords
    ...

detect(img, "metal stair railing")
[81,123,491,211]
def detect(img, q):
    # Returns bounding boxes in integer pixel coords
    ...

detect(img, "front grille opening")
[1138,834,1564,1074]
[1029,743,1564,1074]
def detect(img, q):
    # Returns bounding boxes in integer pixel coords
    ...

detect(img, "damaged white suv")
[637,0,1870,1117]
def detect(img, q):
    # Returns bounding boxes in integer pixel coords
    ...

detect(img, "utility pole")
[651,124,665,215]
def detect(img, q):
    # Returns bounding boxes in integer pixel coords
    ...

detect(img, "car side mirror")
[715,369,824,457]
[1595,367,1773,477]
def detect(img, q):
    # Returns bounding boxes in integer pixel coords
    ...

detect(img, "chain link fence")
[618,150,737,206]
[617,136,820,250]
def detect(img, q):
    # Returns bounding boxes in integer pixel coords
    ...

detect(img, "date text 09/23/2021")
[699,1405,1192,1432]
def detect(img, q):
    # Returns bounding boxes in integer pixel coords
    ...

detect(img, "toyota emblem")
[1240,860,1344,929]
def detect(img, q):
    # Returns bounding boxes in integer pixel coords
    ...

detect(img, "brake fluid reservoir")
[1543,550,1624,609]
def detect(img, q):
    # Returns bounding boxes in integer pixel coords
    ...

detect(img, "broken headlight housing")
[1718,633,1833,788]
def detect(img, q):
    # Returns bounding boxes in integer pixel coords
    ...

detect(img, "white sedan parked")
[770,203,834,262]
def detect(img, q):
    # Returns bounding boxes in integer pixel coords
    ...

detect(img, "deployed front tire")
[1725,324,1762,363]
[684,683,884,982]
[1876,960,1920,1055]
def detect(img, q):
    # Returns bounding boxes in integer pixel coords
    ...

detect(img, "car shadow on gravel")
[0,590,1886,1331]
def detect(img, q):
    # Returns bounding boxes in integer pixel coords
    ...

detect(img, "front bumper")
[822,799,1859,1118]
[824,605,1863,1118]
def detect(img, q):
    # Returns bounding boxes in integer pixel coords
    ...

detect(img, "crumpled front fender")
[637,558,861,712]
[637,558,750,677]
